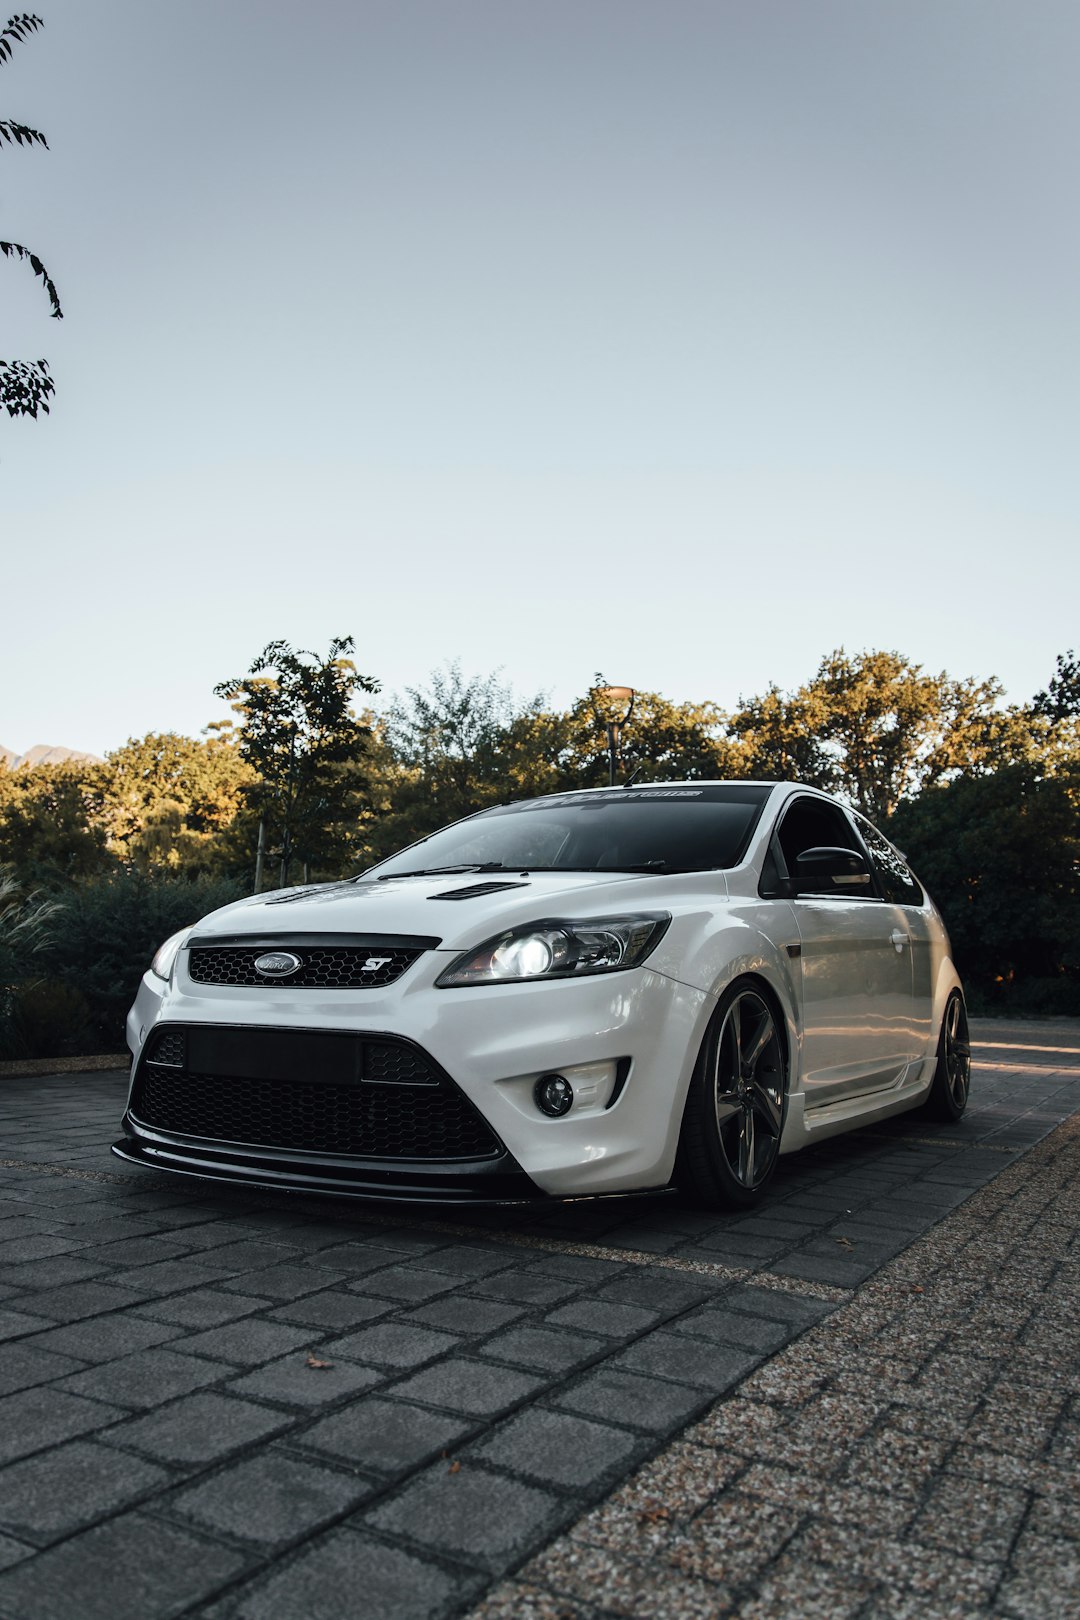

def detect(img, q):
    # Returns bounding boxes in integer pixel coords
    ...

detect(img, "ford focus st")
[114,781,971,1208]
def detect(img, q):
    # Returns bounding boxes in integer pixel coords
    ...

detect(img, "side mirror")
[793,846,872,893]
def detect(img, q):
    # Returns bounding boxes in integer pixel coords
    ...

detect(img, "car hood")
[188,871,668,951]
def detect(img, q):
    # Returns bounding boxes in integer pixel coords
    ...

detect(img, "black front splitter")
[111,1131,549,1208]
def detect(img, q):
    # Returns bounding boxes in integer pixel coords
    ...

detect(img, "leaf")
[305,1353,333,1370]
[447,1460,461,1475]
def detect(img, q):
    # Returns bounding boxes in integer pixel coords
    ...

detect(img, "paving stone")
[301,1241,410,1273]
[56,1345,230,1409]
[228,1527,478,1620]
[470,1407,643,1489]
[398,1296,525,1335]
[418,1244,519,1279]
[322,1321,461,1371]
[543,1299,659,1337]
[0,1532,33,1572]
[391,1357,549,1417]
[0,1386,124,1465]
[0,1440,169,1542]
[368,1461,562,1572]
[353,1266,460,1302]
[173,1318,314,1366]
[0,1340,87,1395]
[724,1284,835,1327]
[18,1312,181,1363]
[595,1273,716,1313]
[610,1330,762,1390]
[551,1368,712,1433]
[0,1510,247,1620]
[668,1307,792,1353]
[10,1281,140,1321]
[130,1288,273,1329]
[267,1292,394,1331]
[167,1449,373,1545]
[229,1351,383,1408]
[219,1263,346,1300]
[0,1305,56,1343]
[468,1270,580,1306]
[297,1397,476,1474]
[101,1391,292,1464]
[477,1326,604,1373]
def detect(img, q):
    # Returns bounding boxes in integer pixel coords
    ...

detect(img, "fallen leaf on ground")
[447,1460,462,1474]
[306,1353,334,1370]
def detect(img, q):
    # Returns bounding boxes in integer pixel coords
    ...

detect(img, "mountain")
[0,744,104,769]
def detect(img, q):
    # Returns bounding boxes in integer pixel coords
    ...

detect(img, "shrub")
[0,872,61,1057]
[45,870,245,1050]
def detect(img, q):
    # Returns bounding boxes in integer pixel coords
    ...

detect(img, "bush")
[45,870,245,1051]
[11,979,96,1058]
[0,872,61,1058]
[889,765,1080,1014]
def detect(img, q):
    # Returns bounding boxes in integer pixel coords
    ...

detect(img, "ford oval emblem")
[253,951,303,978]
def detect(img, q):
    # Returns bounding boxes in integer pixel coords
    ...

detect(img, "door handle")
[890,929,908,953]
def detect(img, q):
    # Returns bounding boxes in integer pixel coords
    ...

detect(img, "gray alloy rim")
[711,989,785,1190]
[944,995,971,1109]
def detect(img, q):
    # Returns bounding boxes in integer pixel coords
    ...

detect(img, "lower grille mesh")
[132,1062,500,1161]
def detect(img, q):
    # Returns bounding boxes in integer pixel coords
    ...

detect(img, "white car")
[115,781,970,1209]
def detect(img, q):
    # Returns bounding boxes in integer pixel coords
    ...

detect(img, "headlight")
[436,913,670,987]
[150,926,193,983]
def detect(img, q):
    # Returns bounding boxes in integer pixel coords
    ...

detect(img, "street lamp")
[598,685,635,786]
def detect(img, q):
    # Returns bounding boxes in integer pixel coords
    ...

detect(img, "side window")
[855,815,924,907]
[776,797,867,897]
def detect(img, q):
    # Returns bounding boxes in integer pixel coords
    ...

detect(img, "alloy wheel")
[711,989,785,1190]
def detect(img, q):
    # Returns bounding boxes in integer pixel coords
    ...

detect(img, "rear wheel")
[676,978,787,1209]
[924,991,971,1121]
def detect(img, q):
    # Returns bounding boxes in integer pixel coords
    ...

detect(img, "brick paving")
[0,1021,1076,1617]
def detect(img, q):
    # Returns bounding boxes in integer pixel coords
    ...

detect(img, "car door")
[775,795,918,1106]
[852,812,935,1059]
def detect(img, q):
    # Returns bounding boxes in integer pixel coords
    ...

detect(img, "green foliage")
[1033,650,1080,722]
[215,638,378,886]
[889,764,1080,1014]
[1,12,61,422]
[0,868,59,1055]
[0,760,111,885]
[43,870,245,1049]
[11,978,93,1058]
[99,731,254,874]
[730,648,1020,820]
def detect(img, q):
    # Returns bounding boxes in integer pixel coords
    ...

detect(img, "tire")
[676,977,788,1209]
[924,990,971,1121]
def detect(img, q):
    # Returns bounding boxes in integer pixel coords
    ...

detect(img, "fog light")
[534,1074,574,1117]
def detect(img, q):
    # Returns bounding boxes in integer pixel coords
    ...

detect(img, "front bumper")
[121,956,712,1201]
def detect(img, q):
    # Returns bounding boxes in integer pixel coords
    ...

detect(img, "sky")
[2,0,1077,757]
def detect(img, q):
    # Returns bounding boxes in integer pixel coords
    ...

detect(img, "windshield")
[365,784,772,878]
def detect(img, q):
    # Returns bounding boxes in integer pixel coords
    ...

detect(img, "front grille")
[188,945,423,989]
[133,1031,500,1161]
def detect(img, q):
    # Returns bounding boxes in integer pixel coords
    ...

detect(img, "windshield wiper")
[375,863,507,882]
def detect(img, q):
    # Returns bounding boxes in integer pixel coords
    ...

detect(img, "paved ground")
[0,1021,1077,1618]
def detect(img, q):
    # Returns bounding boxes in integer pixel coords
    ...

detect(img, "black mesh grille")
[149,1029,185,1067]
[188,945,423,988]
[133,1045,499,1161]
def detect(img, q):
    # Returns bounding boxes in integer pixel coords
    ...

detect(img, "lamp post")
[598,685,635,786]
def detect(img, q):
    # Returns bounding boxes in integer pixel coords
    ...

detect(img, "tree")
[1033,650,1080,722]
[889,764,1080,1014]
[1,12,62,420]
[98,731,255,874]
[214,638,378,887]
[730,649,1016,820]
[0,758,110,884]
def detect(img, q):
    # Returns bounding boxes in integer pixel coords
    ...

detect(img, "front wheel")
[676,979,787,1209]
[924,991,971,1121]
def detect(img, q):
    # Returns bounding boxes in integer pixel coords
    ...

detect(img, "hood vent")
[430,881,531,902]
